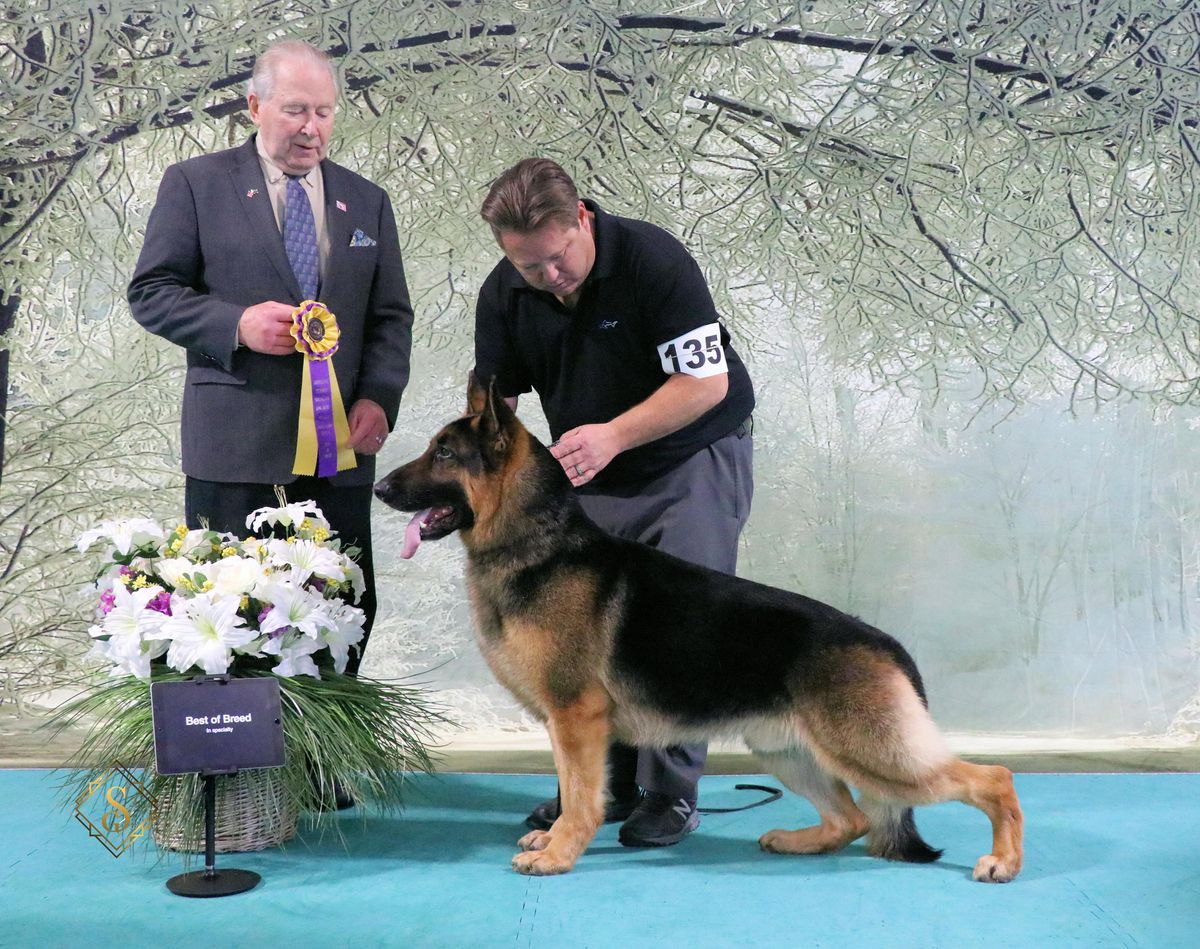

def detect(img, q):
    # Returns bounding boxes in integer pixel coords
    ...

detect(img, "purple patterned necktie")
[284,175,319,300]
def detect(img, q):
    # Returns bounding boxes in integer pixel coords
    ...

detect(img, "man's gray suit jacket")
[128,136,413,488]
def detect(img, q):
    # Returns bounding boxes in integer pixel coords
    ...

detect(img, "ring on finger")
[574,464,584,477]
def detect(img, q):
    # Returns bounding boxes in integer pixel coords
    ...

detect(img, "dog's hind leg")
[928,760,1023,883]
[854,761,1022,882]
[512,686,610,876]
[804,667,1024,882]
[752,746,870,855]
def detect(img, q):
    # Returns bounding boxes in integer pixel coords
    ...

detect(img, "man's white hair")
[247,40,338,100]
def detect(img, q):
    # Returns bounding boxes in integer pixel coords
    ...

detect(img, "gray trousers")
[579,422,753,800]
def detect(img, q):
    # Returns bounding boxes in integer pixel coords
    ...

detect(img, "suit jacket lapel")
[230,139,302,300]
[320,161,354,305]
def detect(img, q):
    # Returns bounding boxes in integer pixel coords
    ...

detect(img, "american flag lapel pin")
[336,200,347,212]
[246,188,258,198]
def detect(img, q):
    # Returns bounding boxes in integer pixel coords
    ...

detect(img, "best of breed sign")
[150,676,285,775]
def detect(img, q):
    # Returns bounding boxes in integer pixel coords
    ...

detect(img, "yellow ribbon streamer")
[290,301,357,476]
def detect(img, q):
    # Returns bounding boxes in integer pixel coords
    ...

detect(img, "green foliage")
[54,669,450,852]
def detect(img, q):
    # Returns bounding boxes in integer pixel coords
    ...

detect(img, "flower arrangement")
[78,499,366,681]
[58,498,448,854]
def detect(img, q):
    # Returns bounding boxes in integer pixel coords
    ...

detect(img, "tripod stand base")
[167,868,261,897]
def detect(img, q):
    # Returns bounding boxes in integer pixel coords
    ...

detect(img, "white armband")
[656,322,728,378]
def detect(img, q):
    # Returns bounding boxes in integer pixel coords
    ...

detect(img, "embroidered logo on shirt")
[599,320,619,330]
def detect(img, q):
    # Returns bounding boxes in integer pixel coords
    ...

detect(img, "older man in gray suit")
[128,40,413,684]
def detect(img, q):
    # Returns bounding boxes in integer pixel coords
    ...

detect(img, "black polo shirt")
[474,200,754,489]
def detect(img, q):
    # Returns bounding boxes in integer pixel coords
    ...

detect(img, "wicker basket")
[152,768,298,853]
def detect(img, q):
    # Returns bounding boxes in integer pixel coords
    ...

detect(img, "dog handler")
[473,157,755,847]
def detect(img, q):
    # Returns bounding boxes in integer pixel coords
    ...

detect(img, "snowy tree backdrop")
[3,1,1199,742]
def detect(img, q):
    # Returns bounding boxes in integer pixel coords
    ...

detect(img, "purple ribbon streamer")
[309,360,339,477]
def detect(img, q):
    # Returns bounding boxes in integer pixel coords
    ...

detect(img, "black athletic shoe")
[332,782,356,811]
[617,792,699,847]
[311,779,355,811]
[524,790,641,831]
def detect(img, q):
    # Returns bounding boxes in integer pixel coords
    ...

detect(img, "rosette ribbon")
[290,301,357,477]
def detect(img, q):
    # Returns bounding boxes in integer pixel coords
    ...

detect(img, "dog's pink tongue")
[401,509,430,560]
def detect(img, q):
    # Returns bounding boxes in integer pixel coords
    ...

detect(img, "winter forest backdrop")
[3,1,1199,747]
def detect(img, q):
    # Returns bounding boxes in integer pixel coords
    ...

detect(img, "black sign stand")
[151,675,287,899]
[166,769,261,898]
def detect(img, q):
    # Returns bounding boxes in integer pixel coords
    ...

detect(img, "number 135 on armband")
[657,322,728,378]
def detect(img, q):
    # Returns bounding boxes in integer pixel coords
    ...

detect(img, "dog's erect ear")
[466,370,488,415]
[480,376,517,457]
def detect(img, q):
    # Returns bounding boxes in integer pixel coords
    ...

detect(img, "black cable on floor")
[697,783,783,813]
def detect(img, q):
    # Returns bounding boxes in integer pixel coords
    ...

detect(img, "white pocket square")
[349,229,377,247]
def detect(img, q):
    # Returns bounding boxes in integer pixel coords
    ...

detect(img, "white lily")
[175,528,218,558]
[321,601,367,674]
[90,629,169,680]
[77,518,166,557]
[259,583,331,637]
[270,633,324,678]
[246,500,327,534]
[161,591,256,675]
[341,557,366,603]
[96,583,170,647]
[265,538,344,587]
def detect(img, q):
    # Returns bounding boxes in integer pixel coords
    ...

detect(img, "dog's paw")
[973,853,1019,883]
[512,850,574,876]
[758,826,847,854]
[518,829,551,852]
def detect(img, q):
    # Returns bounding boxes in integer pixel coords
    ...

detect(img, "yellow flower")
[117,573,132,586]
[221,546,237,558]
[131,575,148,589]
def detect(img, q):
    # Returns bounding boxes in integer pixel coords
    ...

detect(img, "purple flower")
[147,591,173,615]
[98,589,116,615]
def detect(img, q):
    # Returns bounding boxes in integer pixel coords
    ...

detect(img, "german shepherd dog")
[374,378,1023,881]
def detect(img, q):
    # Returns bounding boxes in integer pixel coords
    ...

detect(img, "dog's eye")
[433,446,454,461]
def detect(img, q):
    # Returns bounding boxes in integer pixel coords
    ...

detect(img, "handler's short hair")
[480,158,580,238]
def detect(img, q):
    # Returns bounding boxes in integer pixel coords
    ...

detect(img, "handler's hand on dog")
[348,398,389,455]
[237,301,296,355]
[551,423,620,486]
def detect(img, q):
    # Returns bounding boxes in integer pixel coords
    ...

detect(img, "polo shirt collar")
[583,199,618,282]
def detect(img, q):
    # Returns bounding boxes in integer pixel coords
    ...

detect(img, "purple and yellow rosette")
[290,301,357,477]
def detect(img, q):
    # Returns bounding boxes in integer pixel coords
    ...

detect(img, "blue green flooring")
[1,770,1195,947]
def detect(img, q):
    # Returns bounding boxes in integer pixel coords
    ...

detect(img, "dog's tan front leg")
[512,687,609,876]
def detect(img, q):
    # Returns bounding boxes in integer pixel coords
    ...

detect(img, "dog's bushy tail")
[865,804,943,863]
